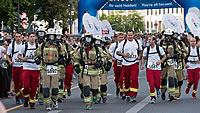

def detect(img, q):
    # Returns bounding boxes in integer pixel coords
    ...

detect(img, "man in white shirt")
[18,32,40,109]
[6,32,24,104]
[184,37,200,99]
[141,36,166,104]
[109,33,124,97]
[117,30,142,102]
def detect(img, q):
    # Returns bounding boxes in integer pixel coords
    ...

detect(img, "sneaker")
[20,97,25,103]
[116,88,120,97]
[185,88,190,94]
[39,102,44,105]
[85,105,92,110]
[192,93,196,99]
[126,96,130,102]
[150,98,156,104]
[46,106,52,111]
[67,90,71,96]
[130,96,136,102]
[24,101,28,107]
[16,99,20,104]
[52,101,58,109]
[157,91,161,98]
[102,97,107,103]
[161,93,165,101]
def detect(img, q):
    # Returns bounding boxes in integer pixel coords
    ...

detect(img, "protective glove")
[35,57,41,65]
[104,61,112,71]
[58,57,65,65]
[94,62,101,68]
[74,65,81,74]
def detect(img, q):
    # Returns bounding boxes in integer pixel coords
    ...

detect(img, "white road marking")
[48,110,62,113]
[126,96,149,113]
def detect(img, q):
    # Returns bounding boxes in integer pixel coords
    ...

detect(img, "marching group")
[0,27,199,111]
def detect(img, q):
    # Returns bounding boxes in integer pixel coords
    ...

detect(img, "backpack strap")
[160,40,164,47]
[134,39,140,55]
[156,45,162,59]
[24,42,28,57]
[65,43,71,59]
[122,39,127,53]
[113,41,118,57]
[197,47,200,60]
[185,46,191,63]
[11,40,15,57]
[146,46,150,67]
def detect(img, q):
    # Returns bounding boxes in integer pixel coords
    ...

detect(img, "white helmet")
[164,29,174,36]
[47,28,56,35]
[94,35,102,41]
[36,26,46,38]
[56,30,63,36]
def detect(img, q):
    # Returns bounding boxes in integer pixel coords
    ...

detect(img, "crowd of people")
[0,27,199,111]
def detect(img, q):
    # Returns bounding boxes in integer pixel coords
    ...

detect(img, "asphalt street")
[2,67,200,113]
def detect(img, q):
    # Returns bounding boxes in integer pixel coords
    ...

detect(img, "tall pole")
[70,3,72,34]
[17,0,20,32]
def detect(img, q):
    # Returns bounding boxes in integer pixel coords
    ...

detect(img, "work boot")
[116,88,120,97]
[126,96,130,102]
[16,99,20,104]
[30,103,35,109]
[46,105,52,111]
[121,93,126,100]
[57,98,62,103]
[161,93,165,100]
[85,105,92,110]
[185,88,190,94]
[24,101,28,107]
[93,96,99,104]
[168,95,174,101]
[192,93,196,99]
[102,97,107,103]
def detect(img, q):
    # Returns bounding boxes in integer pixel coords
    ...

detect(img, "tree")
[100,10,145,33]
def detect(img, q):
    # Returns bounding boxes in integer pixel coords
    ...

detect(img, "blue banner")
[102,0,180,10]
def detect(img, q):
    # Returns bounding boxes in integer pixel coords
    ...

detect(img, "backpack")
[11,40,24,58]
[185,46,200,63]
[146,45,162,67]
[23,42,39,63]
[122,39,140,62]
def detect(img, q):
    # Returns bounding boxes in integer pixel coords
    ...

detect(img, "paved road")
[2,68,200,113]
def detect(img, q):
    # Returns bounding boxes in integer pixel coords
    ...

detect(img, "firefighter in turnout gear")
[35,27,47,105]
[173,34,188,98]
[94,35,112,103]
[73,33,106,110]
[158,29,178,101]
[35,28,66,111]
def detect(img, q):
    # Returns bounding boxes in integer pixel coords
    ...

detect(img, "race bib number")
[46,65,58,75]
[188,57,198,64]
[117,60,122,66]
[84,65,88,72]
[175,62,180,69]
[147,62,159,70]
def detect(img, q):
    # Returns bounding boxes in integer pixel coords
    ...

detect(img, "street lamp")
[69,0,73,34]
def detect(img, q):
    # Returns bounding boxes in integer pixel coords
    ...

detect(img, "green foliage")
[100,11,145,33]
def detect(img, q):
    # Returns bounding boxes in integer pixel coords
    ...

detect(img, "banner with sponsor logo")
[186,12,200,37]
[162,14,179,30]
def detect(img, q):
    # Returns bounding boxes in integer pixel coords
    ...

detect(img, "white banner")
[188,7,200,19]
[82,13,95,33]
[162,14,179,31]
[74,19,78,34]
[177,18,185,34]
[186,12,200,37]
[91,16,102,36]
[102,20,114,40]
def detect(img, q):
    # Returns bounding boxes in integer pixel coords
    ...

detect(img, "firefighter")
[116,30,142,102]
[109,33,124,97]
[6,32,24,104]
[141,36,166,104]
[73,33,106,110]
[184,37,200,98]
[35,28,66,111]
[94,35,112,103]
[18,32,40,109]
[158,29,178,101]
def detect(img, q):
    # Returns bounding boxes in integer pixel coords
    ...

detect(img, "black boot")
[161,93,165,100]
[116,88,120,97]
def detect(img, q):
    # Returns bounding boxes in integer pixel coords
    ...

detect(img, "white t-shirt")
[186,46,200,69]
[143,46,165,70]
[117,39,142,66]
[109,42,122,61]
[19,43,40,70]
[7,42,23,67]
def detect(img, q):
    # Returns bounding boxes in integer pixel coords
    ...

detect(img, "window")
[147,21,149,28]
[172,8,174,14]
[147,9,149,15]
[163,9,165,14]
[176,8,178,14]
[151,9,153,15]
[168,8,170,13]
[151,22,153,28]
[159,9,161,15]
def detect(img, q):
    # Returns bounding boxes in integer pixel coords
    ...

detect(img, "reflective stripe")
[130,88,138,92]
[124,88,130,92]
[193,90,197,94]
[63,91,66,96]
[44,98,51,104]
[83,70,100,75]
[29,98,35,103]
[44,48,57,51]
[74,62,79,66]
[120,88,124,92]
[84,97,91,103]
[24,94,30,98]
[175,89,179,94]
[150,92,155,97]
[59,90,64,94]
[16,91,21,96]
[168,88,175,92]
